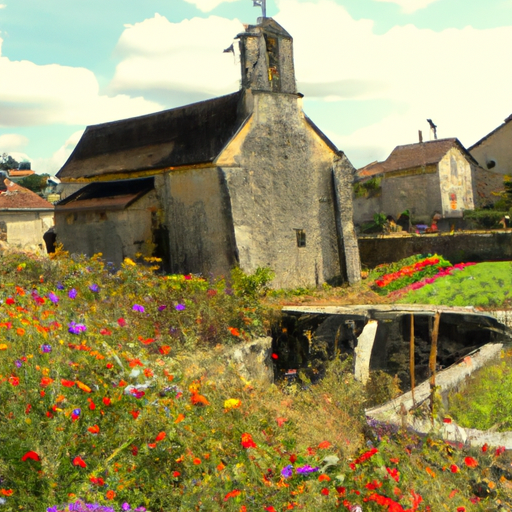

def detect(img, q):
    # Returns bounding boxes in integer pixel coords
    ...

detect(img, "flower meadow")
[0,251,510,511]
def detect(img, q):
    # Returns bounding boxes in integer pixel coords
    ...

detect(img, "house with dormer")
[55,17,361,287]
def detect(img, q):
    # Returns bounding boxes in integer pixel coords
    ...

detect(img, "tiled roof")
[0,179,54,210]
[57,91,248,180]
[8,170,35,177]
[357,138,478,179]
[469,114,512,151]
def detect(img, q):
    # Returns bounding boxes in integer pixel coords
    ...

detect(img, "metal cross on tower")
[252,0,267,18]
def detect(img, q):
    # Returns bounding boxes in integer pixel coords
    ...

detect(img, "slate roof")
[56,177,155,212]
[57,91,247,180]
[357,138,478,179]
[0,179,54,210]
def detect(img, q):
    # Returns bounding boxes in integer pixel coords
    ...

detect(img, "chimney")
[418,130,423,143]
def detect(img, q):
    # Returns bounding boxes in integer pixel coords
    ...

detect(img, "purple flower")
[158,305,167,311]
[132,304,145,313]
[175,303,186,311]
[68,288,77,299]
[46,507,58,512]
[40,344,52,353]
[73,408,81,416]
[68,322,87,334]
[56,282,65,290]
[296,465,319,474]
[15,359,22,368]
[122,504,131,511]
[89,284,99,292]
[48,292,59,304]
[281,464,293,478]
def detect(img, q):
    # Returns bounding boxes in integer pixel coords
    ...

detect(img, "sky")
[0,0,511,173]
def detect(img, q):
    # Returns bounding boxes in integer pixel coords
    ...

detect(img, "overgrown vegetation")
[448,350,512,432]
[0,251,511,511]
[353,177,381,199]
[463,209,510,230]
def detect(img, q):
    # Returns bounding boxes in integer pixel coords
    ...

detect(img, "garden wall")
[359,231,512,269]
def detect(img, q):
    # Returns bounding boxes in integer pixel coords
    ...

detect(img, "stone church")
[55,17,361,288]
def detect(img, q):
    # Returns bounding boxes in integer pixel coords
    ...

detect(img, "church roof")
[57,91,246,180]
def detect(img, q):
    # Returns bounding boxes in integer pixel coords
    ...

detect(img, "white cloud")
[0,4,6,9]
[0,133,28,152]
[32,130,84,175]
[0,36,163,128]
[372,0,440,14]
[110,14,241,100]
[271,0,512,165]
[183,0,238,13]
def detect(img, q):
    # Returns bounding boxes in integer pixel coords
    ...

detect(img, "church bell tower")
[237,17,297,95]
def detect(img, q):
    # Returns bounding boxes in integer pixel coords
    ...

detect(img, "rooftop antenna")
[253,0,267,18]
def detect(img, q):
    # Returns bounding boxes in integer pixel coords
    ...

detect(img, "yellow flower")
[123,257,137,267]
[0,344,7,350]
[224,398,242,410]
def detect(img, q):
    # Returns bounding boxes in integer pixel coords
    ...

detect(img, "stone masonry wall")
[222,91,342,288]
[359,231,512,269]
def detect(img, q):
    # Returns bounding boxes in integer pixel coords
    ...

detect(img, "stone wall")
[56,191,158,265]
[221,91,343,288]
[1,211,54,252]
[359,231,512,268]
[164,167,237,278]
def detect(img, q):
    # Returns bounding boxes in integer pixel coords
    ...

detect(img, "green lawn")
[397,261,512,308]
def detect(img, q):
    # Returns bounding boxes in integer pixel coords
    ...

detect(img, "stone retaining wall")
[359,231,512,269]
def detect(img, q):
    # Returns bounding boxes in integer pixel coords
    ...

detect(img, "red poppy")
[464,457,478,468]
[159,345,171,355]
[40,377,53,387]
[191,392,209,406]
[321,488,329,496]
[139,337,155,345]
[228,327,240,337]
[61,379,75,387]
[9,376,19,386]
[102,397,111,406]
[21,451,40,462]
[72,456,87,468]
[224,489,241,501]
[117,318,127,327]
[155,431,166,442]
[241,433,257,449]
[450,464,459,473]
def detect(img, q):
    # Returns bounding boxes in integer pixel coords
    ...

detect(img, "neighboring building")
[55,17,361,287]
[354,138,503,227]
[0,178,54,251]
[7,169,36,182]
[469,114,512,176]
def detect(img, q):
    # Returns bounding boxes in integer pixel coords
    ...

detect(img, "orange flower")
[87,425,100,434]
[228,327,240,337]
[175,413,185,423]
[155,431,166,442]
[75,380,91,393]
[191,392,210,406]
[318,441,331,449]
[40,377,54,387]
[224,489,241,501]
[0,344,7,350]
[106,490,116,500]
[16,328,25,336]
[217,462,226,471]
[193,457,201,465]
[159,345,171,355]
[0,489,13,496]
[425,467,436,478]
[318,474,331,482]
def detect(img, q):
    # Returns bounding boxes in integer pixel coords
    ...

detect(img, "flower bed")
[373,255,451,294]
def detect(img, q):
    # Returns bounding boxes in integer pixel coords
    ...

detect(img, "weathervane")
[252,0,267,18]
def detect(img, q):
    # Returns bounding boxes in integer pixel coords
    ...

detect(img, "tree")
[0,153,19,171]
[18,174,50,193]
